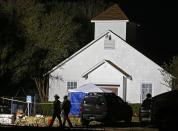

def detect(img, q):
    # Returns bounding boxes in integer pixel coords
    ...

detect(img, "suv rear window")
[104,93,124,105]
[84,96,104,105]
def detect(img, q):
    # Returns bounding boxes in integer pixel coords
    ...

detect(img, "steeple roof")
[92,4,128,21]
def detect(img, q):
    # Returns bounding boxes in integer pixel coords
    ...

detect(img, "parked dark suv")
[80,93,133,126]
[151,90,178,130]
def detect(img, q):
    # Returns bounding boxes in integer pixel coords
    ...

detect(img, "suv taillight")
[80,104,84,113]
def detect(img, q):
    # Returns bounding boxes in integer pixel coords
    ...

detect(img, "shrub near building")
[129,104,141,118]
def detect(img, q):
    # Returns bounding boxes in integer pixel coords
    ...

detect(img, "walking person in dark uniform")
[61,95,73,127]
[49,94,63,127]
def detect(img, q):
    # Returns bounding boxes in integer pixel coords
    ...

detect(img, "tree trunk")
[33,76,49,102]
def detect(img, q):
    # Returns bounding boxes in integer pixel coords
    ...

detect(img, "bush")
[129,103,141,117]
[36,102,53,116]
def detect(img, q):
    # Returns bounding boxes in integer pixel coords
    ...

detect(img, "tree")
[0,0,25,94]
[71,0,112,47]
[0,0,115,101]
[161,56,178,90]
[0,0,80,101]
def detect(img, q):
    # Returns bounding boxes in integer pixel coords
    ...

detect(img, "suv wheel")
[125,116,132,123]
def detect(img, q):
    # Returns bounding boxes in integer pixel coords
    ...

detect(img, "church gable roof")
[44,31,110,76]
[92,4,128,21]
[45,30,162,76]
[81,59,132,80]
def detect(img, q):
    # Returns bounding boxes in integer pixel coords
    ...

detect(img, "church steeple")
[91,4,129,40]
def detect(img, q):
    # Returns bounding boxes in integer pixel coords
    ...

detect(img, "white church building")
[46,4,170,103]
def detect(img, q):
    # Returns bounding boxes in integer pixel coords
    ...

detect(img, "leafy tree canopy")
[162,56,178,90]
[0,0,113,100]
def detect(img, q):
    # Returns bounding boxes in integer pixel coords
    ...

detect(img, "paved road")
[0,122,159,131]
[67,127,158,131]
[0,127,159,131]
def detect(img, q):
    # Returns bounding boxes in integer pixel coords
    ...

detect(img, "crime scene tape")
[0,97,53,104]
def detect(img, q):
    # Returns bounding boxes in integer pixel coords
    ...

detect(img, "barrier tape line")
[0,97,53,105]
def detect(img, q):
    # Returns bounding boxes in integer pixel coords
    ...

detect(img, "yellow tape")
[0,97,27,103]
[0,97,53,105]
[35,103,53,105]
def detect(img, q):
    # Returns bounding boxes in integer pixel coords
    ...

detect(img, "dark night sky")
[118,0,178,65]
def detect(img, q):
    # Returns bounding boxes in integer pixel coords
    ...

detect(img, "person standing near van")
[49,94,63,127]
[142,93,152,110]
[61,95,73,127]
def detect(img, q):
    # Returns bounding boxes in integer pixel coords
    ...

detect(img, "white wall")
[86,62,124,97]
[94,21,128,40]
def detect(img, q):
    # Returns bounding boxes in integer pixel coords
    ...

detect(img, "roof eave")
[44,31,110,76]
[82,59,132,80]
[91,20,129,23]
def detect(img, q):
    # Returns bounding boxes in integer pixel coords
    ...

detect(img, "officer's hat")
[54,94,59,99]
[63,95,68,99]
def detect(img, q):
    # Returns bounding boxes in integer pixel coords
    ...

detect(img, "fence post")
[34,95,36,115]
[28,103,30,116]
[11,97,13,114]
[2,96,4,103]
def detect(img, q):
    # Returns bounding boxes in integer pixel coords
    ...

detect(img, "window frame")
[67,81,77,90]
[104,39,115,50]
[141,82,153,103]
